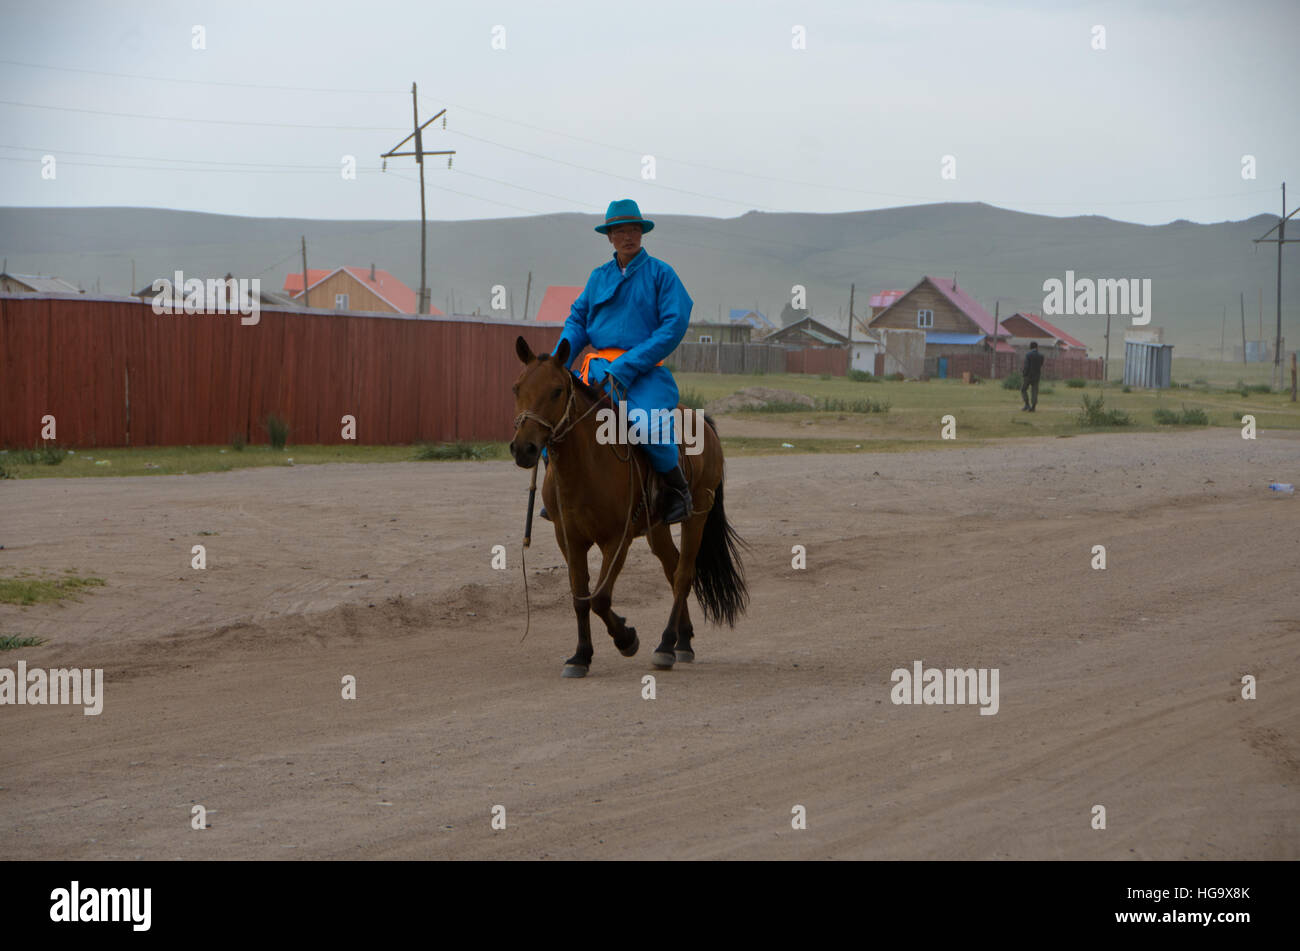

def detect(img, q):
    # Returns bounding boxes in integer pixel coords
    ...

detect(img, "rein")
[515,368,652,643]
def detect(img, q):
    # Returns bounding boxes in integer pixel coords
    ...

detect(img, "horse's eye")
[551,388,563,400]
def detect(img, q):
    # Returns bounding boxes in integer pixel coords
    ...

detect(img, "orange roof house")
[283,265,441,315]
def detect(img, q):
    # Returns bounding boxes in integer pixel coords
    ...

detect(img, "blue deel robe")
[555,248,693,472]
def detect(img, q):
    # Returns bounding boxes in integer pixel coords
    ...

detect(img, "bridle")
[512,364,599,449]
[512,362,651,607]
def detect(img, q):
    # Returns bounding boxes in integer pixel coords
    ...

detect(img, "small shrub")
[818,373,832,381]
[891,372,905,381]
[1077,393,1131,427]
[14,445,64,465]
[1002,371,1022,390]
[1040,386,1056,395]
[678,387,705,410]
[847,369,871,383]
[1065,378,1087,388]
[1122,385,1132,393]
[0,634,47,651]
[265,414,289,450]
[0,464,14,480]
[230,432,247,452]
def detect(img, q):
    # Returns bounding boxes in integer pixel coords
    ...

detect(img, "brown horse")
[509,336,747,678]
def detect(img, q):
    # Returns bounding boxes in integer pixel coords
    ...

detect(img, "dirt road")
[2,427,1297,859]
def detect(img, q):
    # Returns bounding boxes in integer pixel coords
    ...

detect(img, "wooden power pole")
[1253,182,1298,388]
[381,83,456,315]
[301,236,311,308]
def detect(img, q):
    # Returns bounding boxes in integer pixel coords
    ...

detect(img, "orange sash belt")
[576,347,663,385]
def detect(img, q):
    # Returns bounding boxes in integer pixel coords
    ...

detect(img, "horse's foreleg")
[590,538,638,657]
[652,513,707,669]
[562,532,594,678]
[647,523,695,662]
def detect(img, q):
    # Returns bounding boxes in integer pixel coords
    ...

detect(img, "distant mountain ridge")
[1,202,1293,358]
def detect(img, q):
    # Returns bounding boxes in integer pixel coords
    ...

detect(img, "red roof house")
[534,285,582,323]
[999,312,1088,352]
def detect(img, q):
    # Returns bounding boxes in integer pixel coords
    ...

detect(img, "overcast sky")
[1,0,1296,226]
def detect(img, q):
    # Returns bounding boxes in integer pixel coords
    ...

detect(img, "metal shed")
[1123,341,1174,388]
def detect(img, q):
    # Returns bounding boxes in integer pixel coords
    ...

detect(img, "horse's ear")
[515,335,535,365]
[552,338,570,365]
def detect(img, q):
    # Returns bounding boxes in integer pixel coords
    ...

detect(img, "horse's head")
[509,336,573,469]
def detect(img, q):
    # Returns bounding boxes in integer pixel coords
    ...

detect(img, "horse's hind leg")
[590,538,638,658]
[561,532,595,678]
[647,523,695,662]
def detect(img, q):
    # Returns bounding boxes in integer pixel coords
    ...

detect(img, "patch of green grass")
[1154,405,1211,426]
[1065,378,1087,388]
[847,369,881,383]
[750,397,890,414]
[0,634,48,651]
[413,441,502,461]
[0,575,106,606]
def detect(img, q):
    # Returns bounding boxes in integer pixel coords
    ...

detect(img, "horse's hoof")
[562,664,589,679]
[675,648,695,663]
[652,651,676,669]
[618,633,640,657]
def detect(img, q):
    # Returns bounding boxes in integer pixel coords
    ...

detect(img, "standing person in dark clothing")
[1021,341,1044,411]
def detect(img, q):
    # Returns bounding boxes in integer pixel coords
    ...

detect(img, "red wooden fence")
[0,295,563,448]
[785,347,850,376]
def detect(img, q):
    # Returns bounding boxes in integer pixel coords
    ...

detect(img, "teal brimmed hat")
[595,198,654,234]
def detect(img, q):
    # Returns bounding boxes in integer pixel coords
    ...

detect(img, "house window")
[917,309,934,328]
[335,293,349,310]
[699,334,713,344]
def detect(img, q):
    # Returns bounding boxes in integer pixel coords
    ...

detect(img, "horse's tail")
[692,419,748,627]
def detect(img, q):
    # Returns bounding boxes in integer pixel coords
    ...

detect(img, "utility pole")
[1253,182,1298,388]
[301,236,311,308]
[1104,311,1112,383]
[1220,304,1226,362]
[381,82,455,315]
[522,271,532,321]
[847,282,854,350]
[1241,292,1247,368]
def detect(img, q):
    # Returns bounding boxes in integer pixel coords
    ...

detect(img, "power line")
[0,143,382,171]
[0,58,404,95]
[0,98,405,131]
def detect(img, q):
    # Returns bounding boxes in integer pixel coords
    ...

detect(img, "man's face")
[607,223,643,260]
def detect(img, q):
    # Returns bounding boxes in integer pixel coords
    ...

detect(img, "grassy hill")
[1,202,1294,358]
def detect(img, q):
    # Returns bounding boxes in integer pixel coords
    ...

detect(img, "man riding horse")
[540,198,694,524]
